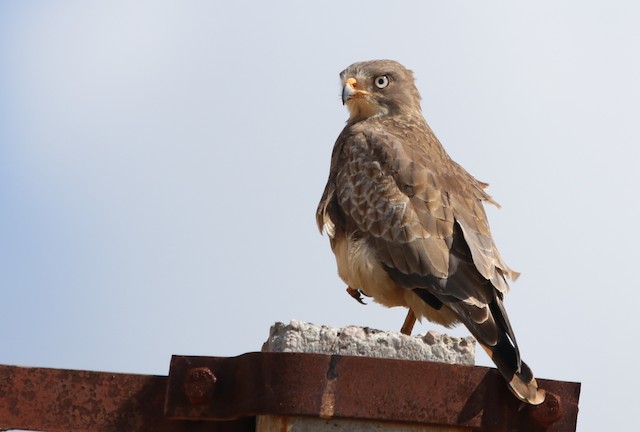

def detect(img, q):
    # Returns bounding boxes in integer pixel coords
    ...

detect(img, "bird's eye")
[374,75,389,89]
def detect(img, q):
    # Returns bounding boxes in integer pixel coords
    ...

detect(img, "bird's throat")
[346,99,388,122]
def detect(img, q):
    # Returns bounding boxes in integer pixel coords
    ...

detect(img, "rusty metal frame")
[0,363,254,432]
[0,352,580,432]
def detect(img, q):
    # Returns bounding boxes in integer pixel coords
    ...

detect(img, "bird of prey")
[316,59,545,405]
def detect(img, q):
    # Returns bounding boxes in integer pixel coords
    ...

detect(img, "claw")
[346,286,367,305]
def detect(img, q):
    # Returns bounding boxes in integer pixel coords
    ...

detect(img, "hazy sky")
[1,2,639,430]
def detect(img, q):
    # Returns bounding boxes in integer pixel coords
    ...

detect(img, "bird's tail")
[479,334,546,405]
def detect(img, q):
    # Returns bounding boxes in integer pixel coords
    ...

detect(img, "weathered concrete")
[262,320,475,365]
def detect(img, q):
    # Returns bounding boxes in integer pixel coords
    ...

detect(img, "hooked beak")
[342,77,370,105]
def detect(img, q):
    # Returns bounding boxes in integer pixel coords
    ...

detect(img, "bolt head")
[183,367,217,404]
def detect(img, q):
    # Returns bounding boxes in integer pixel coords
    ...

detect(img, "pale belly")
[331,232,459,328]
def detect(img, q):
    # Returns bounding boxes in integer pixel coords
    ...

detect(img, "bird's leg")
[400,309,416,335]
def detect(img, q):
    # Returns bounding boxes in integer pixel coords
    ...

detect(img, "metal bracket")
[165,352,580,431]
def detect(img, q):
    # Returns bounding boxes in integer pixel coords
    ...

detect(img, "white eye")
[374,75,389,89]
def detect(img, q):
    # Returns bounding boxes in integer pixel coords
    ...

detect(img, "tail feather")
[479,334,546,405]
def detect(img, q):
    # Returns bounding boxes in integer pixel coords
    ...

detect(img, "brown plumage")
[316,59,545,405]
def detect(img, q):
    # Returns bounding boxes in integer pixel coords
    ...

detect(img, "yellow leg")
[400,309,416,335]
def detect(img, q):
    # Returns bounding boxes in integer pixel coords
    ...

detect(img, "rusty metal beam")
[165,353,581,432]
[0,364,254,432]
[0,353,580,432]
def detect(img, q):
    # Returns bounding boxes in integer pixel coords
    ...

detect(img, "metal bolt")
[527,392,562,428]
[183,367,217,404]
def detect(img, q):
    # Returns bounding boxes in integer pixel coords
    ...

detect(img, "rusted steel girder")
[0,352,580,432]
[0,364,253,432]
[165,353,580,432]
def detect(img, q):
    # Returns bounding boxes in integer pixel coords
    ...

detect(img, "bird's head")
[340,59,422,122]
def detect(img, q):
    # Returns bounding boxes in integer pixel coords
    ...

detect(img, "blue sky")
[1,2,639,430]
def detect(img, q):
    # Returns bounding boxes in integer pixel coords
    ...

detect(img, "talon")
[346,286,367,305]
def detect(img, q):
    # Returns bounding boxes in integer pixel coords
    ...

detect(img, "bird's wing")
[446,161,519,294]
[334,128,505,304]
[335,129,455,279]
